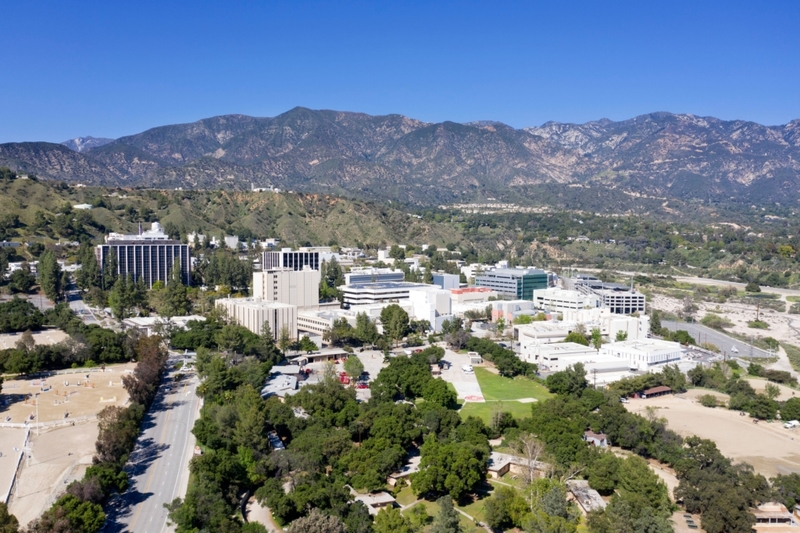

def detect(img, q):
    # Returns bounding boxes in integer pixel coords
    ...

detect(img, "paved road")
[662,320,772,359]
[66,287,100,326]
[102,371,200,533]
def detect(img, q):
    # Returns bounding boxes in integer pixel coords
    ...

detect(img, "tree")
[563,331,589,346]
[389,245,406,260]
[9,266,35,293]
[615,330,628,342]
[299,335,319,354]
[278,325,292,354]
[0,503,19,533]
[764,383,781,401]
[380,304,409,346]
[343,355,364,380]
[285,509,347,533]
[496,317,506,337]
[430,496,462,533]
[163,258,191,317]
[108,275,134,319]
[650,310,662,335]
[354,312,379,346]
[591,327,603,349]
[374,507,412,533]
[745,282,761,293]
[781,397,800,422]
[38,249,62,302]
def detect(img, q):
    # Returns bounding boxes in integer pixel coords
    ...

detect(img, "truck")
[783,420,799,429]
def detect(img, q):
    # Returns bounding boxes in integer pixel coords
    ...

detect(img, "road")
[662,320,772,359]
[102,370,200,533]
[66,282,100,325]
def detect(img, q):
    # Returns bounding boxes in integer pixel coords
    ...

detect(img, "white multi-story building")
[432,273,460,290]
[599,339,683,371]
[408,286,452,333]
[216,297,297,340]
[565,274,646,314]
[341,282,430,306]
[262,248,321,271]
[533,288,599,313]
[344,267,405,285]
[252,268,320,310]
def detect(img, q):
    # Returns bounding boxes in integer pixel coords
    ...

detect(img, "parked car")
[461,364,474,373]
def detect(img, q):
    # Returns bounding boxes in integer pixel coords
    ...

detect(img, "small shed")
[468,351,483,365]
[642,385,672,399]
[752,502,795,526]
[583,430,609,448]
[387,455,421,487]
[487,452,515,478]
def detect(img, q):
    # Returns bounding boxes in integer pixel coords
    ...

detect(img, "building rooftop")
[643,385,672,396]
[566,480,607,512]
[261,375,298,398]
[479,268,546,277]
[344,282,431,291]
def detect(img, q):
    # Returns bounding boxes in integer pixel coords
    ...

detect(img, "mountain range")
[2,107,800,208]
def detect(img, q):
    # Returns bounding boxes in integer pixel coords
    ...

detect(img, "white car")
[731,346,739,353]
[461,364,474,373]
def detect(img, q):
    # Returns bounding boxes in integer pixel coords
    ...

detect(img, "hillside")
[0,175,466,253]
[1,108,799,209]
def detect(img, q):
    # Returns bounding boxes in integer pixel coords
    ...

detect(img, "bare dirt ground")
[0,330,69,350]
[625,392,800,478]
[1,363,134,424]
[8,421,98,527]
[1,363,133,527]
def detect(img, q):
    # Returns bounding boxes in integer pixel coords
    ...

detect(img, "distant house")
[487,451,546,480]
[641,385,672,399]
[566,480,607,515]
[353,492,396,516]
[583,430,609,447]
[260,375,298,399]
[73,203,93,210]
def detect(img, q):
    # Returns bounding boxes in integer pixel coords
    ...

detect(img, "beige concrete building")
[216,297,297,340]
[252,268,320,310]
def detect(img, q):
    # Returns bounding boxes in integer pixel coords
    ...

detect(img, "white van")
[461,364,474,373]
[784,420,799,429]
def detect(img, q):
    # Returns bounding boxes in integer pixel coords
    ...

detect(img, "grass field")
[458,401,533,423]
[473,367,552,401]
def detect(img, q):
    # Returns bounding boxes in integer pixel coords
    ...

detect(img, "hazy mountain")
[61,136,115,153]
[3,108,800,207]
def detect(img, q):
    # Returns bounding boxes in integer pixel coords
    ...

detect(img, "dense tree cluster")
[466,336,536,377]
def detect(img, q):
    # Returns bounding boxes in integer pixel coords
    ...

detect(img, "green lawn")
[458,400,533,423]
[394,484,418,506]
[474,367,553,401]
[787,296,800,303]
[402,500,476,531]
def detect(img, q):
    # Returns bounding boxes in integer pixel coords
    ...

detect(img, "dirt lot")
[625,391,800,478]
[1,363,134,424]
[0,330,69,350]
[8,421,98,527]
[1,363,133,526]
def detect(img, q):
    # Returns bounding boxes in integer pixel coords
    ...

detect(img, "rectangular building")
[215,297,297,340]
[566,274,646,315]
[475,268,548,300]
[262,248,320,271]
[252,268,320,310]
[96,222,191,288]
[344,267,405,285]
[341,282,431,306]
[533,288,599,313]
[432,273,460,290]
[599,339,683,371]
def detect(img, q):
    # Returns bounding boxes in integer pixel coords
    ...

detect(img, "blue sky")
[1,1,799,142]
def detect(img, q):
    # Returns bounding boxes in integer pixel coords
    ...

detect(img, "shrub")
[747,320,769,330]
[698,394,718,408]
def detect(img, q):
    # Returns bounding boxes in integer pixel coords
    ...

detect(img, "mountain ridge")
[4,107,800,207]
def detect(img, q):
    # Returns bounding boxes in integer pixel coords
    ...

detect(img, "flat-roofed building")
[341,282,430,306]
[344,267,405,285]
[252,268,320,310]
[432,273,460,290]
[565,274,646,314]
[262,248,321,271]
[216,297,297,340]
[599,338,683,371]
[450,287,497,305]
[475,268,548,300]
[533,288,599,312]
